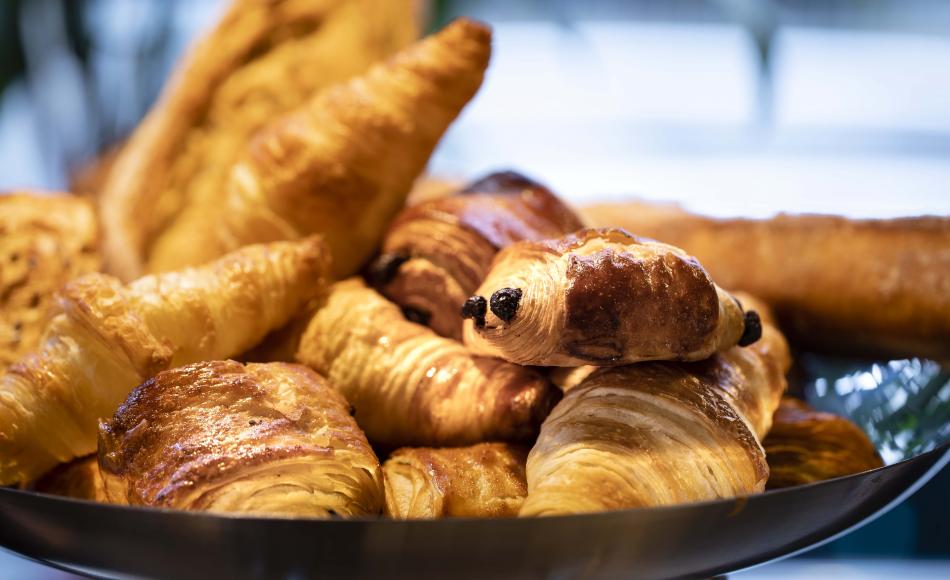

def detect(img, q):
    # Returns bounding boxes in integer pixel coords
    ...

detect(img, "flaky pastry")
[463,228,758,366]
[0,238,328,484]
[520,295,790,516]
[368,171,585,339]
[383,443,528,519]
[146,18,491,278]
[295,278,559,447]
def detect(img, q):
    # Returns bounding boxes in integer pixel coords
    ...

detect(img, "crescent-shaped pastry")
[764,398,883,489]
[1,193,100,372]
[145,18,492,279]
[581,201,950,359]
[462,227,758,367]
[99,361,383,516]
[0,237,329,484]
[99,0,420,281]
[33,455,106,502]
[383,443,528,519]
[368,171,585,339]
[520,296,790,516]
[295,278,560,448]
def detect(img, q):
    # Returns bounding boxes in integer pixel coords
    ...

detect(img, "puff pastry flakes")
[146,17,492,279]
[1,193,100,372]
[520,296,790,516]
[764,397,883,489]
[463,228,758,367]
[383,443,528,519]
[99,361,383,516]
[369,171,585,339]
[295,278,560,448]
[0,237,329,484]
[100,0,420,281]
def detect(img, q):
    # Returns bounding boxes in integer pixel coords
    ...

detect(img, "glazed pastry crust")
[463,228,748,367]
[99,361,383,516]
[99,0,421,280]
[383,443,528,519]
[295,279,559,447]
[33,455,107,502]
[1,193,100,372]
[520,300,790,516]
[582,202,950,359]
[372,171,585,339]
[0,237,329,484]
[764,398,883,489]
[145,18,491,279]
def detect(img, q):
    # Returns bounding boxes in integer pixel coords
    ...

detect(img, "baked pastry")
[295,278,560,447]
[145,17,492,279]
[520,295,790,516]
[383,443,528,519]
[99,0,421,281]
[764,397,883,489]
[368,171,585,339]
[1,193,100,372]
[462,227,759,367]
[0,237,329,484]
[582,202,950,360]
[99,361,383,516]
[33,455,106,502]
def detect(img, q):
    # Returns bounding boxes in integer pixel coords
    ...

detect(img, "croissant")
[295,278,560,447]
[367,171,586,339]
[99,0,420,280]
[520,295,790,516]
[145,18,492,279]
[33,455,106,502]
[581,201,950,360]
[0,237,329,484]
[99,361,383,516]
[462,227,758,367]
[764,398,883,489]
[1,193,100,372]
[383,443,528,519]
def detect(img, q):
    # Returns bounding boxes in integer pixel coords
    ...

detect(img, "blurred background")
[0,0,948,578]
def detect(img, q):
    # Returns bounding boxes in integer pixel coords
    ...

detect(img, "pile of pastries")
[7,0,948,520]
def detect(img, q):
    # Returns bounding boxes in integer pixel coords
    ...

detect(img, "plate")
[1,354,947,580]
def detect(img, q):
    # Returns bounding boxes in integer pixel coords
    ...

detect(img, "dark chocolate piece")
[365,253,409,287]
[739,310,763,346]
[489,288,522,323]
[402,306,431,326]
[461,295,488,328]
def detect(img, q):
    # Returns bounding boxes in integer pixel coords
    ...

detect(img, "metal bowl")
[1,354,947,580]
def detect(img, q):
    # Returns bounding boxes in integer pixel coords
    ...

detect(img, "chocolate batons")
[368,171,585,339]
[463,227,758,367]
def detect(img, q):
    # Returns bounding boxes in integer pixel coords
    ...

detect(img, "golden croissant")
[462,227,758,367]
[99,0,420,281]
[581,201,950,360]
[520,295,790,516]
[1,192,100,372]
[367,171,585,339]
[764,397,883,489]
[145,18,492,279]
[383,443,528,519]
[295,278,560,448]
[0,237,329,484]
[99,361,382,516]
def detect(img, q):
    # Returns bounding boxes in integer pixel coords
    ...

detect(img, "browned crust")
[764,398,883,489]
[98,360,383,515]
[375,171,584,339]
[563,246,719,362]
[582,202,950,359]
